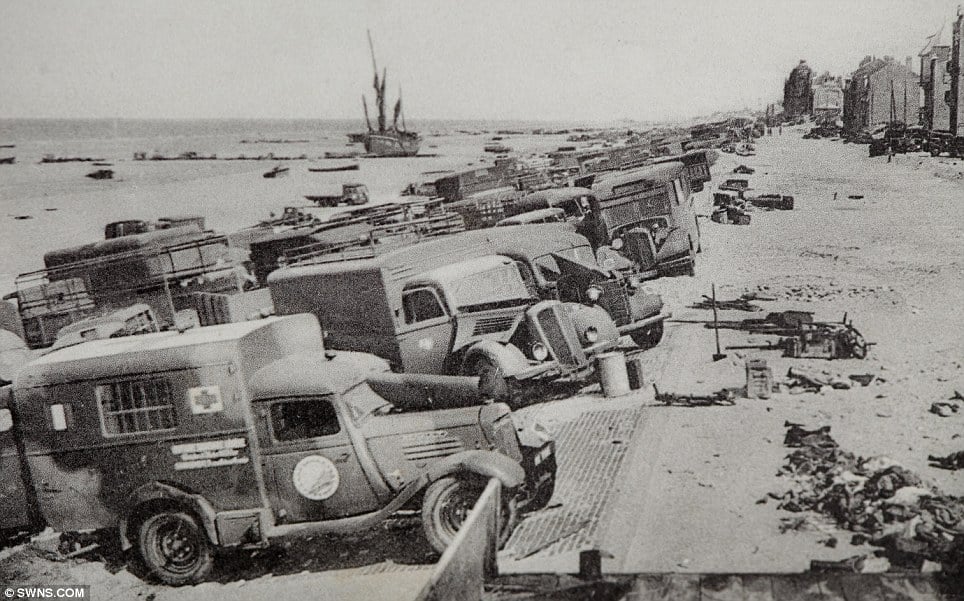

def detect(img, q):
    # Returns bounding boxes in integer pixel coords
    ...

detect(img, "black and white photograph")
[1,1,962,599]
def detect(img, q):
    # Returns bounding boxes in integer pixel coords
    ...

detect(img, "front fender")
[627,288,665,323]
[425,449,525,490]
[461,340,532,378]
[565,303,619,346]
[118,481,219,550]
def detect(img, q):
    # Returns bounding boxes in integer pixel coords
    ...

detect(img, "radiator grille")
[536,304,585,368]
[598,280,631,326]
[472,315,517,336]
[402,432,465,461]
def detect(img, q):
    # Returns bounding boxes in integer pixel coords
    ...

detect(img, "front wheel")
[421,477,518,555]
[138,511,214,586]
[630,321,664,349]
[464,355,510,401]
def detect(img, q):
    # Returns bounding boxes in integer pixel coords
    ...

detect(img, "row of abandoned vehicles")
[0,153,711,585]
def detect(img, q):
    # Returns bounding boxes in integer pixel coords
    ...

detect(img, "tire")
[464,354,510,401]
[421,477,518,555]
[630,321,664,349]
[138,511,214,586]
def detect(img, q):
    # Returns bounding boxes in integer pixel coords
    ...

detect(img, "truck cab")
[3,314,555,584]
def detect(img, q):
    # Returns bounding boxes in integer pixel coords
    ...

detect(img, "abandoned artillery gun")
[717,312,872,359]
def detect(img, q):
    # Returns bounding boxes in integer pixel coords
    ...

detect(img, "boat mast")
[368,30,387,132]
[362,95,372,131]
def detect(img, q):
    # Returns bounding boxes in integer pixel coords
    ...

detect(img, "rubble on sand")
[688,293,767,312]
[780,366,881,393]
[653,385,736,407]
[928,451,964,471]
[775,422,964,575]
[930,392,963,418]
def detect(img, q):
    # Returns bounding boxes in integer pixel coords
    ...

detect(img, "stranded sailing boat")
[351,31,421,157]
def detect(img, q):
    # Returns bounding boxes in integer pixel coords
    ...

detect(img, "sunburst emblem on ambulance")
[292,455,340,500]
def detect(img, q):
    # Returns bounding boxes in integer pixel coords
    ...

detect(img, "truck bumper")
[617,310,673,335]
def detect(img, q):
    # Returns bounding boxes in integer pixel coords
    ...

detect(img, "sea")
[0,118,588,295]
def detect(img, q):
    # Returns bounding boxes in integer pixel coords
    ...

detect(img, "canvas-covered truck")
[268,240,621,399]
[577,161,702,278]
[0,314,556,584]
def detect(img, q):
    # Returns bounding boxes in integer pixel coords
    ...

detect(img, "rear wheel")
[138,511,214,586]
[630,321,664,349]
[421,477,518,555]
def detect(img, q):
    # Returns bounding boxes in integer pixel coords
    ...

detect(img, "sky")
[0,0,960,122]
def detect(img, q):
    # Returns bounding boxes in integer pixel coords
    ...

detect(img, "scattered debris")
[928,451,964,471]
[848,374,877,386]
[783,366,854,392]
[85,169,114,180]
[930,401,960,417]
[810,555,890,573]
[654,385,736,407]
[263,165,290,178]
[689,293,765,312]
[776,423,964,574]
[711,191,751,225]
[745,359,773,399]
[746,193,794,211]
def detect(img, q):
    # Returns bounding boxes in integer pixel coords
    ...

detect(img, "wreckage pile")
[775,423,964,575]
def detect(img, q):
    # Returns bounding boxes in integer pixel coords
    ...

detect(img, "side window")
[402,288,446,324]
[0,408,12,432]
[97,378,177,436]
[271,398,340,441]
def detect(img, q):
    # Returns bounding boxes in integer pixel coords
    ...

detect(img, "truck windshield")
[450,263,533,312]
[342,382,393,423]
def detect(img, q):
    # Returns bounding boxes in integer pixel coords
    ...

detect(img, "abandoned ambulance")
[0,314,555,584]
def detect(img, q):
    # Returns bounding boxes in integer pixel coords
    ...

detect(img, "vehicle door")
[255,395,380,523]
[395,285,454,374]
[0,387,34,531]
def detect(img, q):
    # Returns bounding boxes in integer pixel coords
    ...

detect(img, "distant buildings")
[811,72,844,123]
[952,9,964,137]
[783,60,813,119]
[920,27,952,132]
[842,56,919,132]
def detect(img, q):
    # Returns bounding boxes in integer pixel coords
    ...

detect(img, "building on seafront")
[842,55,920,133]
[919,26,952,132]
[811,72,844,124]
[951,8,964,137]
[783,60,813,119]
